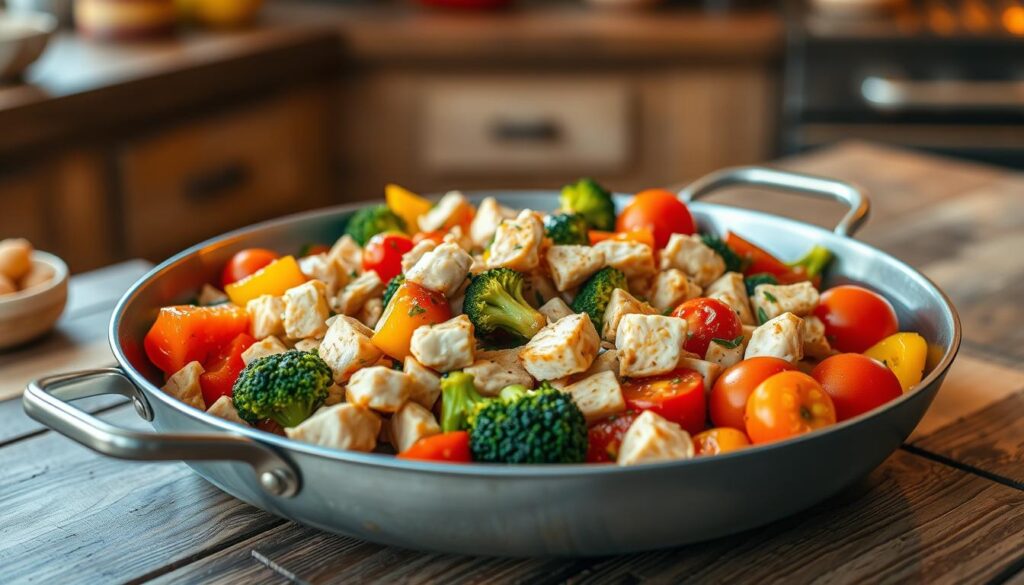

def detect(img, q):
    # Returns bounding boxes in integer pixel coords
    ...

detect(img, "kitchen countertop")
[0,1,782,157]
[1,142,1022,583]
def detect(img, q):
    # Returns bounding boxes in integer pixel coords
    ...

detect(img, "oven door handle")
[861,76,1024,111]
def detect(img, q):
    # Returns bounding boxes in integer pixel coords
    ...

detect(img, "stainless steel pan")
[23,167,960,556]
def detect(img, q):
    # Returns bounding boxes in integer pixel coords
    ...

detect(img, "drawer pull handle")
[185,162,250,201]
[490,119,562,143]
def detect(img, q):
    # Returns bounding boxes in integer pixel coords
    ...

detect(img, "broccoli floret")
[788,244,833,278]
[571,267,627,331]
[382,273,405,308]
[232,351,332,428]
[560,178,616,231]
[463,268,547,342]
[744,273,779,296]
[544,213,590,245]
[440,371,487,432]
[469,384,588,464]
[701,234,747,273]
[344,205,406,246]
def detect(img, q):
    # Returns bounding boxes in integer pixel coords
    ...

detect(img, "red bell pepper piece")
[199,333,255,406]
[144,305,250,376]
[397,431,472,463]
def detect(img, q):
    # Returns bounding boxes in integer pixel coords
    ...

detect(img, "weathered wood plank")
[0,393,126,445]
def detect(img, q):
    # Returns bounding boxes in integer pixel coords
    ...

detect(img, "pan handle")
[22,368,300,498]
[678,166,870,237]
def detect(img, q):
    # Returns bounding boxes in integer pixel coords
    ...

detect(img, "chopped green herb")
[757,306,769,325]
[763,290,778,303]
[711,335,745,349]
[408,303,426,317]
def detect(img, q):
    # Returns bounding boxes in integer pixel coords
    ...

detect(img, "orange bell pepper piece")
[371,282,451,361]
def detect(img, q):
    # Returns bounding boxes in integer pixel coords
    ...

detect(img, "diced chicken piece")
[562,371,625,424]
[660,234,725,287]
[594,240,656,280]
[523,271,559,308]
[418,191,470,232]
[346,366,411,413]
[283,280,331,340]
[406,242,473,297]
[486,209,544,272]
[617,411,694,466]
[328,235,362,286]
[298,253,341,295]
[802,315,834,360]
[752,282,820,321]
[357,297,384,329]
[705,272,755,325]
[627,275,653,300]
[389,402,442,453]
[198,284,228,306]
[676,356,724,394]
[410,314,476,372]
[704,335,748,369]
[615,314,688,378]
[334,271,384,317]
[246,294,285,340]
[470,196,516,248]
[584,349,620,380]
[404,356,442,409]
[464,348,534,397]
[538,297,574,323]
[294,338,321,352]
[745,312,805,363]
[546,245,605,291]
[520,313,600,381]
[162,361,205,410]
[206,396,248,425]
[285,404,381,452]
[241,336,288,365]
[602,288,657,343]
[324,383,345,406]
[443,225,474,252]
[648,269,702,313]
[401,240,436,274]
[319,315,384,382]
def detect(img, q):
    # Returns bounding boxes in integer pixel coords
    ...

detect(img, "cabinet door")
[118,87,332,260]
[0,166,51,248]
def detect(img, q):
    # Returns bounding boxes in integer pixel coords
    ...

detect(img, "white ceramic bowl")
[0,251,68,349]
[0,9,57,82]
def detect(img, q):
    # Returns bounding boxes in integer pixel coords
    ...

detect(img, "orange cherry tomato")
[814,285,899,353]
[671,297,743,358]
[144,304,250,376]
[616,189,695,249]
[413,230,447,245]
[587,229,656,249]
[362,233,414,282]
[710,357,795,430]
[198,332,255,406]
[811,353,902,421]
[397,431,471,463]
[371,282,452,361]
[693,427,751,456]
[745,371,836,444]
[622,368,706,434]
[221,248,279,288]
[586,411,639,463]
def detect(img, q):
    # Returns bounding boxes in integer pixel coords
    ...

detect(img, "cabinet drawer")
[419,78,633,176]
[119,89,330,260]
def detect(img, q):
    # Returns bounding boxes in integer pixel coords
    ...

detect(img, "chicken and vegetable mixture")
[144,180,929,465]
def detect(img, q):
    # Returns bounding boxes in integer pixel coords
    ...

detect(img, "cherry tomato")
[709,357,795,430]
[671,297,742,358]
[616,189,695,249]
[413,230,447,245]
[586,411,639,463]
[397,431,472,463]
[811,353,902,421]
[622,368,705,434]
[693,427,751,456]
[362,233,414,282]
[221,248,279,288]
[814,285,899,353]
[745,371,836,444]
[144,304,250,376]
[198,333,255,406]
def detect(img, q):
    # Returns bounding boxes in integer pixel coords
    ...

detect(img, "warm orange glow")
[962,0,993,32]
[926,0,958,34]
[1003,5,1024,34]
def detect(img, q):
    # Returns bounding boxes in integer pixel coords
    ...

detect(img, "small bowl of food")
[0,238,68,350]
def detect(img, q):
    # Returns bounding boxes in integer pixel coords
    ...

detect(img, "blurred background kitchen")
[1,0,1022,273]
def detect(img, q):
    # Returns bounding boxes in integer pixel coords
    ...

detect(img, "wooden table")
[2,142,1022,584]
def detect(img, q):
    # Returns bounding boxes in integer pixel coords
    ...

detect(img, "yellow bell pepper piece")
[225,255,306,307]
[386,184,433,233]
[864,332,927,392]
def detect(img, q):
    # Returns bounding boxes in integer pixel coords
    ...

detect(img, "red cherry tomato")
[709,357,796,431]
[693,427,751,456]
[814,285,899,353]
[362,233,414,282]
[586,411,639,463]
[221,248,279,288]
[745,371,836,444]
[622,368,706,434]
[198,333,255,406]
[397,431,472,463]
[670,297,742,358]
[811,353,903,421]
[616,189,695,249]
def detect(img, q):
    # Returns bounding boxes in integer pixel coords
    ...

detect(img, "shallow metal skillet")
[23,167,960,557]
